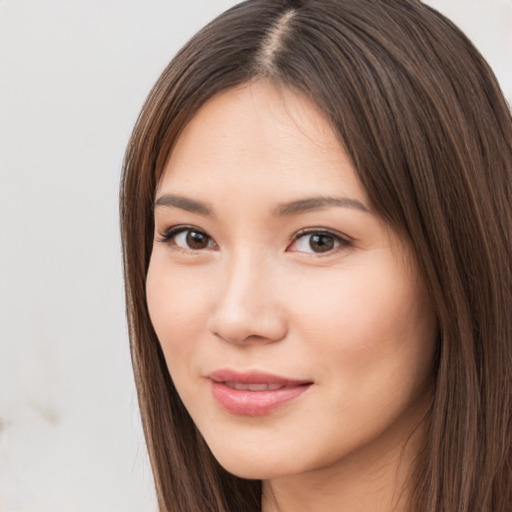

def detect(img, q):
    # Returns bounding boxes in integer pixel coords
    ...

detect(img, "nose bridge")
[208,247,286,345]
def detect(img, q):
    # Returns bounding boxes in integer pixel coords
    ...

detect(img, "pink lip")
[207,369,313,416]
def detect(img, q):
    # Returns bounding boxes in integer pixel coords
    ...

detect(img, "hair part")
[255,8,296,72]
[120,1,512,510]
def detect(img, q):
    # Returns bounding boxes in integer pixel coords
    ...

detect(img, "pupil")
[187,231,208,249]
[310,234,334,252]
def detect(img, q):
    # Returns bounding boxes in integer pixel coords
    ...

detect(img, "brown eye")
[288,230,351,254]
[159,227,216,250]
[186,230,210,249]
[309,234,335,253]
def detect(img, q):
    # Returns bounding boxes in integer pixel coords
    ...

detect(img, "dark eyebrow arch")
[154,194,213,216]
[273,196,370,216]
[154,194,369,217]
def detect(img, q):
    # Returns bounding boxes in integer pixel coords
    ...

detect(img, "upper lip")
[207,369,312,386]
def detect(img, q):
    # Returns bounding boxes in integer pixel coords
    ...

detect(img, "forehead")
[158,81,366,204]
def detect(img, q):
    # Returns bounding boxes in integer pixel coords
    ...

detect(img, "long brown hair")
[120,1,512,510]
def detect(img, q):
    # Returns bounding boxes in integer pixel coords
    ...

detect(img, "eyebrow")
[154,193,370,216]
[273,196,370,216]
[154,194,213,215]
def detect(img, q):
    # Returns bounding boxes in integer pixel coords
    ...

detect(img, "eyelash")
[157,225,353,255]
[291,228,353,254]
[157,225,217,251]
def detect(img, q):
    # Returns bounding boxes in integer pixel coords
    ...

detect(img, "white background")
[0,1,511,511]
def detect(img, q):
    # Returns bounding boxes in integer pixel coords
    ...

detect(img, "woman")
[120,1,512,510]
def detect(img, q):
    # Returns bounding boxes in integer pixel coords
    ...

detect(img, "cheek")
[145,256,214,365]
[284,255,437,383]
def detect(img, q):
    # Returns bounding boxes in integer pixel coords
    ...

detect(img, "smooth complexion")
[146,82,438,512]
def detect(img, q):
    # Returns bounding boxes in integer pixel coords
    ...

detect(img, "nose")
[207,252,288,346]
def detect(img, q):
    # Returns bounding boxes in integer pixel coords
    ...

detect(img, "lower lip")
[209,381,311,416]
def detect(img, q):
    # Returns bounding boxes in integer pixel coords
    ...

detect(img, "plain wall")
[0,1,511,511]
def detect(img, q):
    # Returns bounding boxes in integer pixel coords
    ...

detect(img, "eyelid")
[287,228,353,254]
[156,224,353,255]
[156,224,217,250]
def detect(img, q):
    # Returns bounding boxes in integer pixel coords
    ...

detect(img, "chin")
[215,454,278,480]
[209,445,299,480]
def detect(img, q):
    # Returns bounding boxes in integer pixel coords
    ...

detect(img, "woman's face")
[146,82,437,480]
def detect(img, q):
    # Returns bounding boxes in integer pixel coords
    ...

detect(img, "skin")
[146,82,438,512]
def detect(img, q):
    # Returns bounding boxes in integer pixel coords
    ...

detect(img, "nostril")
[212,329,277,346]
[209,315,287,346]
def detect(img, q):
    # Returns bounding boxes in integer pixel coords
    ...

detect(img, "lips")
[207,369,312,416]
[223,382,286,391]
